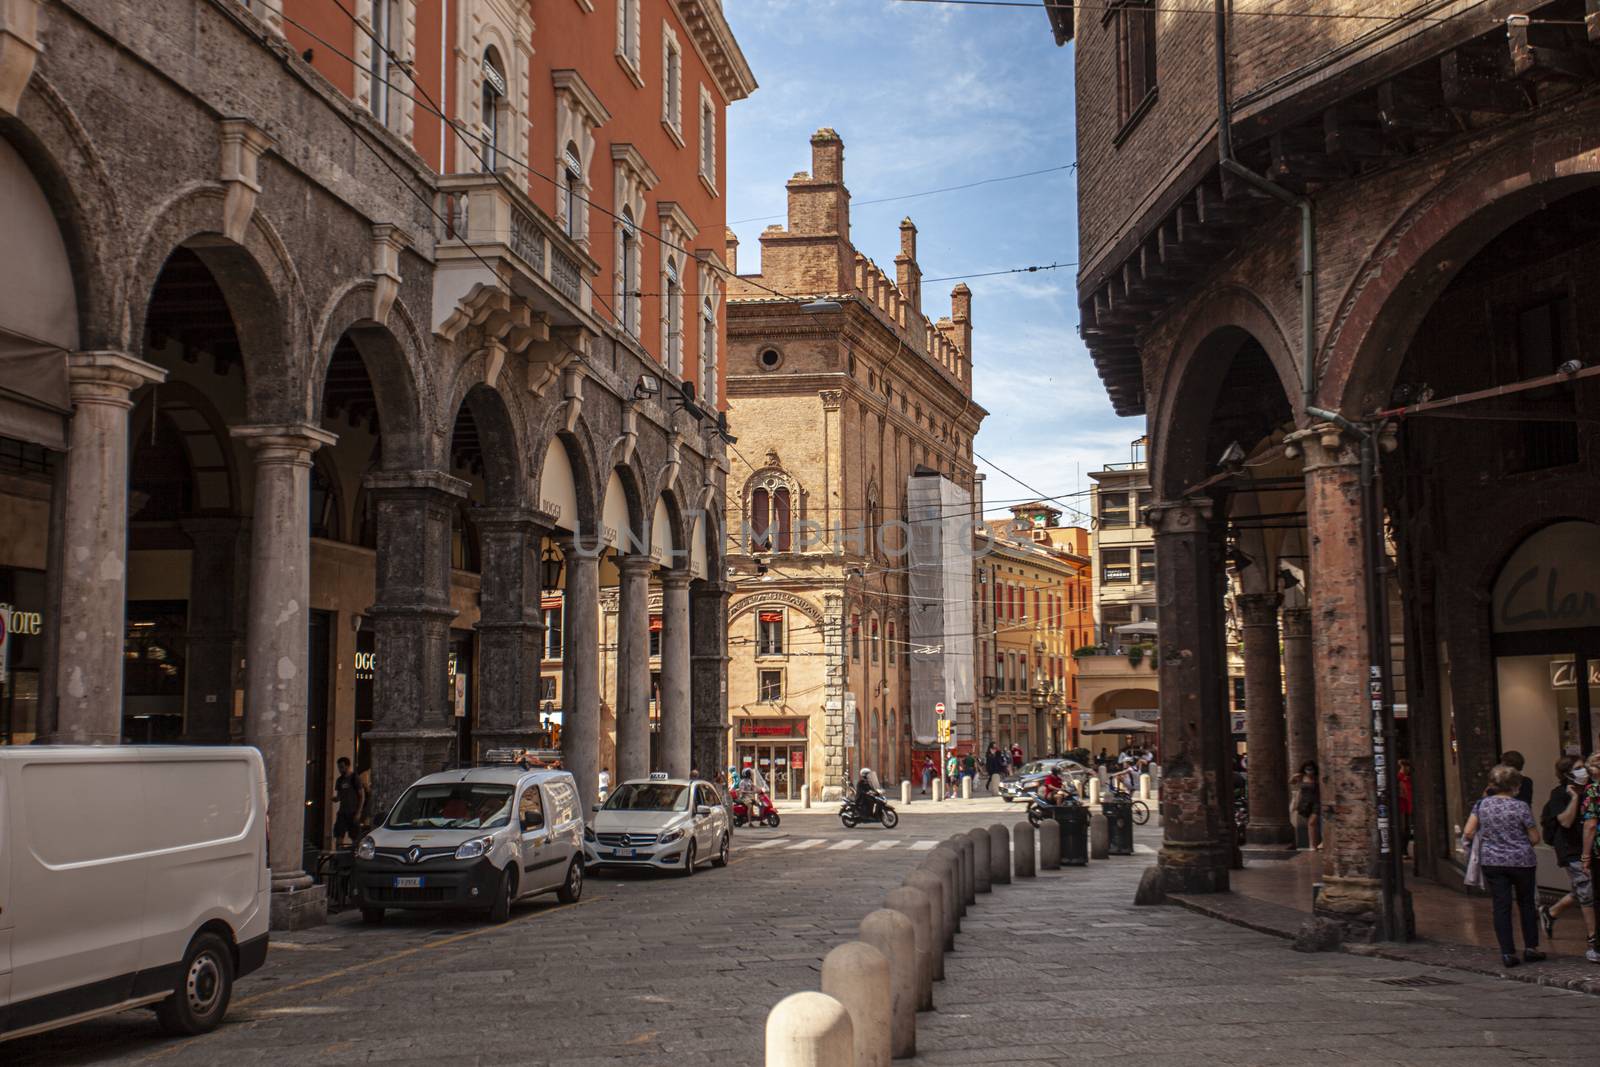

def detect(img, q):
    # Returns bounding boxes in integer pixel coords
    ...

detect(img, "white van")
[0,746,269,1042]
[352,766,585,922]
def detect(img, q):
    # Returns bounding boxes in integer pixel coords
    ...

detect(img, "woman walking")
[1464,763,1544,968]
[1295,761,1321,851]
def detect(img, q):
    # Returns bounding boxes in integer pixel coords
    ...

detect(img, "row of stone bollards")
[764,819,1067,1065]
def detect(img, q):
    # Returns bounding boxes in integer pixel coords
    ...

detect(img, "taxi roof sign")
[648,771,670,780]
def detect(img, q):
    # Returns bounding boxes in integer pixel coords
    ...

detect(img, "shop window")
[758,610,784,656]
[1111,1,1158,138]
[124,601,188,744]
[0,567,46,745]
[1102,549,1131,584]
[1137,547,1156,585]
[1099,491,1130,527]
[758,669,783,703]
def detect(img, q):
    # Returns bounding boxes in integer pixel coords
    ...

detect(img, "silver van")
[352,767,584,923]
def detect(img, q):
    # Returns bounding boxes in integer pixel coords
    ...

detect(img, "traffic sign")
[935,701,946,717]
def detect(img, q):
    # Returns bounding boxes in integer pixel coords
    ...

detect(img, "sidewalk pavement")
[1174,850,1600,996]
[907,853,1597,1065]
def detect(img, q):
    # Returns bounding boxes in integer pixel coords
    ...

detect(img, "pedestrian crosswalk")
[735,835,952,855]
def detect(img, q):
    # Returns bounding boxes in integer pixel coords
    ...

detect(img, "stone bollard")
[820,943,890,1067]
[1012,821,1035,879]
[1090,812,1110,859]
[961,775,972,800]
[953,835,976,905]
[922,850,962,934]
[933,778,944,803]
[1037,818,1061,870]
[766,990,854,1067]
[987,823,1011,885]
[966,828,992,893]
[859,909,916,1059]
[903,868,951,967]
[1139,772,1151,800]
[801,783,810,809]
[933,843,969,914]
[1087,777,1100,807]
[885,886,935,1013]
[901,780,911,806]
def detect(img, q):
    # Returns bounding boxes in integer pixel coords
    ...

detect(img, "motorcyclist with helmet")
[854,767,884,820]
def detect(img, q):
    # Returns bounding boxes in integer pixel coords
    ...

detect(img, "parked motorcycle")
[1026,785,1080,827]
[839,786,899,829]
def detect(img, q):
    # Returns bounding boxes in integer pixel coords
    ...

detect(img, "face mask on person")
[1572,767,1590,786]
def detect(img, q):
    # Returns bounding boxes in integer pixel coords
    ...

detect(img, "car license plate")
[393,876,424,889]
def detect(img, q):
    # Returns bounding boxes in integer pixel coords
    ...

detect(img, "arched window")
[750,486,770,551]
[665,256,682,375]
[480,48,506,170]
[562,144,583,239]
[887,622,896,665]
[772,487,791,552]
[701,294,718,405]
[870,617,880,664]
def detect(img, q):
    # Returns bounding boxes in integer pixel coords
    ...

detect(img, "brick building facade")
[722,130,985,798]
[0,0,751,926]
[1062,1,1600,939]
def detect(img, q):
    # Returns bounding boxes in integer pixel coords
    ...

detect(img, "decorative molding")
[370,223,410,324]
[0,0,43,117]
[730,590,826,630]
[673,0,758,103]
[218,118,275,244]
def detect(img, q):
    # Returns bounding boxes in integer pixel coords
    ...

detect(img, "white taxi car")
[584,773,731,875]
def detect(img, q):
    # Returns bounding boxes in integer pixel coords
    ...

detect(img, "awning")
[0,339,69,451]
[1114,621,1158,637]
[1082,716,1158,733]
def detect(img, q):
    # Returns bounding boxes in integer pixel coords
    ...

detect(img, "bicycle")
[1107,785,1150,826]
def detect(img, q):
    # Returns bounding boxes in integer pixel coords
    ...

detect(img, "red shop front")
[735,717,807,802]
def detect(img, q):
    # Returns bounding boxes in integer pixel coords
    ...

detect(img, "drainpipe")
[1212,1,1342,428]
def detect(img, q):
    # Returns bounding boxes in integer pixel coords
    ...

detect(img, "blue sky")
[722,0,1144,525]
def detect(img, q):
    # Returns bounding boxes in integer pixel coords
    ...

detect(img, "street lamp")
[540,543,564,592]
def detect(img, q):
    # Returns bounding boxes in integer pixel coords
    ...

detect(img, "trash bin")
[1102,797,1134,855]
[1051,801,1089,866]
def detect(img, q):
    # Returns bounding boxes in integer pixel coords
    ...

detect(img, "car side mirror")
[521,812,544,832]
[591,803,602,812]
[695,805,713,817]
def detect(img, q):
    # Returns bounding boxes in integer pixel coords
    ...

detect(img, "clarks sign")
[1492,522,1600,634]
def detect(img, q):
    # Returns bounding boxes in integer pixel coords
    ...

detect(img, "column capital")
[67,350,165,406]
[617,553,656,577]
[1287,422,1363,471]
[1281,606,1312,638]
[659,569,693,591]
[1235,592,1283,627]
[474,505,539,532]
[363,467,470,498]
[231,422,337,460]
[1144,496,1213,534]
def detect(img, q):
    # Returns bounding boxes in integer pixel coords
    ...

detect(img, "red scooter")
[732,788,781,828]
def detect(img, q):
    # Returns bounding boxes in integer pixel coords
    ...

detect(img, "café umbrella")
[1081,717,1157,734]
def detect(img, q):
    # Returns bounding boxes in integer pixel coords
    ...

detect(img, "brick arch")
[1150,285,1298,501]
[1323,116,1600,416]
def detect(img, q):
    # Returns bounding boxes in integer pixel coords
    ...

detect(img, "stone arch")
[311,285,429,472]
[606,458,649,554]
[1151,287,1299,502]
[5,74,126,350]
[1324,116,1600,416]
[449,381,526,508]
[652,486,691,570]
[127,186,309,423]
[530,411,602,537]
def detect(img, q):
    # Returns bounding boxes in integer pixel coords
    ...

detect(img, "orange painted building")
[282,0,755,397]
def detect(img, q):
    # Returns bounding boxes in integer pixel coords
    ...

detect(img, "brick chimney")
[896,217,921,314]
[758,127,855,293]
[725,228,738,274]
[951,283,972,358]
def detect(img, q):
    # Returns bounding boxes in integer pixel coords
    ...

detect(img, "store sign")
[481,58,506,96]
[737,718,806,738]
[1550,660,1600,689]
[1103,566,1132,583]
[0,602,44,688]
[1493,522,1600,633]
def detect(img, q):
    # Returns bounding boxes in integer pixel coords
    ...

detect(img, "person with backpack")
[1537,756,1599,963]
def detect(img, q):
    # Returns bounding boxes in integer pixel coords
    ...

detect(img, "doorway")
[305,610,333,851]
[737,742,806,801]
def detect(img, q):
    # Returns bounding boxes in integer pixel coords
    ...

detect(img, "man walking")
[985,743,1006,793]
[1538,756,1599,962]
[332,757,366,848]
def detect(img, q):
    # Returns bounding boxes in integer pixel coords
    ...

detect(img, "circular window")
[758,348,782,371]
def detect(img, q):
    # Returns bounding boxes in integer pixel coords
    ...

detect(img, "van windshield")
[386,783,515,830]
[602,783,689,812]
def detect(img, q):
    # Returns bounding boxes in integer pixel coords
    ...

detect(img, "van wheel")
[489,867,516,923]
[556,858,584,903]
[156,932,234,1036]
[360,906,385,925]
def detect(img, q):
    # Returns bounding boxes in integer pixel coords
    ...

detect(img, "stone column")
[561,537,601,815]
[1302,427,1381,935]
[614,554,653,782]
[691,579,730,785]
[233,423,337,910]
[1282,607,1317,795]
[1239,592,1294,845]
[659,571,692,777]
[1148,497,1232,894]
[363,470,465,818]
[49,351,165,743]
[180,516,246,743]
[473,508,545,755]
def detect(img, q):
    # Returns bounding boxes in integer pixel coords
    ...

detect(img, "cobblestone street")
[8,805,1598,1065]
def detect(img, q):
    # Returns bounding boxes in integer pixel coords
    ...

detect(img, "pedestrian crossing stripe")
[786,839,826,850]
[908,840,938,851]
[741,837,789,850]
[827,840,862,851]
[867,840,899,850]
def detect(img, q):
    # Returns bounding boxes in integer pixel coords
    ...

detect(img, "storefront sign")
[0,602,44,687]
[736,718,807,738]
[1103,566,1132,583]
[1550,660,1600,689]
[1493,522,1600,633]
